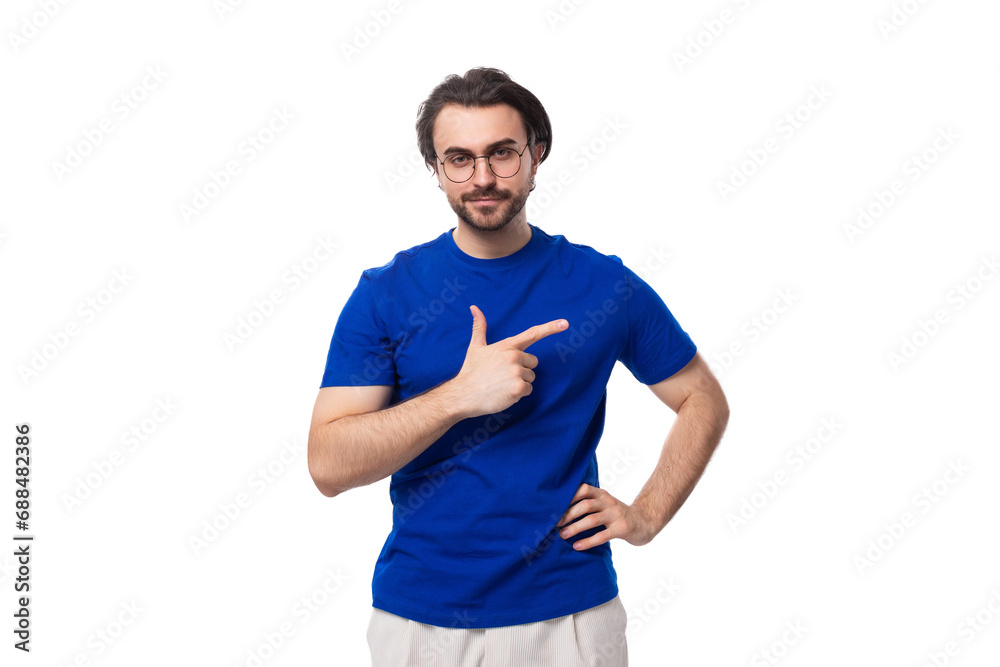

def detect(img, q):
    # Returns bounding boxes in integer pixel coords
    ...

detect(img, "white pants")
[367,595,628,666]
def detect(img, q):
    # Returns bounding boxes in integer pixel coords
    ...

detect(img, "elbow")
[713,388,731,435]
[315,483,341,499]
[718,391,731,423]
[308,426,346,498]
[683,378,730,425]
[308,456,344,498]
[683,381,729,432]
[309,467,339,498]
[700,371,730,425]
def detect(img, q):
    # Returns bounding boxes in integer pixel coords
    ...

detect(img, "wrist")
[632,497,662,537]
[431,378,473,422]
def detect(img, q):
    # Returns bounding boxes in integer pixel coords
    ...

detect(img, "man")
[308,67,729,666]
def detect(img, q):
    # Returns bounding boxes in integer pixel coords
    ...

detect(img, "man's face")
[432,103,541,233]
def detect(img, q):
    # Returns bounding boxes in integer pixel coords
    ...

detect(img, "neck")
[451,219,532,260]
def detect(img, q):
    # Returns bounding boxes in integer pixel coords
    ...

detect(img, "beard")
[446,179,531,233]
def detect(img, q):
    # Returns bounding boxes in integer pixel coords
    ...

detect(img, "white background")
[2,0,999,665]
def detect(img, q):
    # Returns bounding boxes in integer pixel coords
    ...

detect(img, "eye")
[492,148,511,157]
[449,155,470,165]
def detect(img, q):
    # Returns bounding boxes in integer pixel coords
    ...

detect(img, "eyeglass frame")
[435,140,533,183]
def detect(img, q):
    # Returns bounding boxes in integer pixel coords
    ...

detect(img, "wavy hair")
[416,67,552,176]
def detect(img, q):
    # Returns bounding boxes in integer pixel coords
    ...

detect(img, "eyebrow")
[441,137,521,156]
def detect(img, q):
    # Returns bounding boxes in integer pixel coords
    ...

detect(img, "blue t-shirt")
[319,223,697,628]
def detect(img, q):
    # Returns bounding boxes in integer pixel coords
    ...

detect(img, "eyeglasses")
[436,141,530,183]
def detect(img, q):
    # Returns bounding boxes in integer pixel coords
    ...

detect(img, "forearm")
[309,381,468,497]
[632,391,729,537]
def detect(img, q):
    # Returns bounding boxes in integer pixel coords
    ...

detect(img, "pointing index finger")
[504,319,569,351]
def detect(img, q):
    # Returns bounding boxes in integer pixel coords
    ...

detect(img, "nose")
[470,155,497,189]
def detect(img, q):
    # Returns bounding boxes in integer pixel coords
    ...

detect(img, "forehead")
[432,103,526,152]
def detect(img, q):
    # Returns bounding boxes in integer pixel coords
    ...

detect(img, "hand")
[556,483,657,550]
[450,305,568,419]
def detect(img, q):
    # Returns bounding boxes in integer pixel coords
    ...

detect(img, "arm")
[556,352,729,548]
[309,305,568,499]
[307,380,470,498]
[630,352,729,538]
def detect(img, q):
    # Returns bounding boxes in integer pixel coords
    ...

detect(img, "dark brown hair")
[416,67,552,175]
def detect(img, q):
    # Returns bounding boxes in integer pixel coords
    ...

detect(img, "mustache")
[464,190,508,201]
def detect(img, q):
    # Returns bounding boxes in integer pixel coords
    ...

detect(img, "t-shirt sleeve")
[319,271,397,388]
[617,263,697,385]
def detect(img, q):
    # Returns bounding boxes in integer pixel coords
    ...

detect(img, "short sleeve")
[617,264,697,385]
[319,271,397,388]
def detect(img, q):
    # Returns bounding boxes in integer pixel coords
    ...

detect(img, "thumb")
[468,304,487,347]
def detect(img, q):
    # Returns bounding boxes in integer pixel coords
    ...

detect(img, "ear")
[530,143,545,178]
[429,162,444,189]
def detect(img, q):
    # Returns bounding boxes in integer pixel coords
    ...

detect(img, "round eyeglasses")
[436,142,530,183]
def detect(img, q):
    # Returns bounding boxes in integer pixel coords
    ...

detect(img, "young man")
[308,67,729,666]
